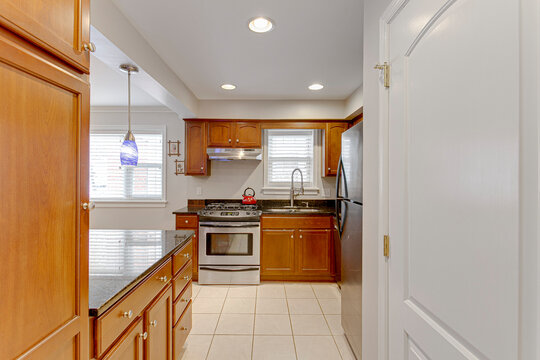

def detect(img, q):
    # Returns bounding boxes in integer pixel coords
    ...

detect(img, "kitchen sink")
[265,207,323,214]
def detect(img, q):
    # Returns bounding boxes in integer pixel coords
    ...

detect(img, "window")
[90,129,165,202]
[264,129,319,192]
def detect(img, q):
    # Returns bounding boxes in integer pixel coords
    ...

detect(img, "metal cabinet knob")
[82,202,95,211]
[200,166,204,170]
[123,310,133,319]
[180,298,189,303]
[139,332,148,340]
[158,276,168,282]
[290,235,294,238]
[328,167,331,171]
[299,235,303,239]
[184,275,191,280]
[236,139,239,142]
[179,327,188,331]
[185,220,189,223]
[83,42,96,52]
[183,253,190,258]
[150,320,158,327]
[228,139,232,142]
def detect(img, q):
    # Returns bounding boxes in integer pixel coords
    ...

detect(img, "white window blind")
[90,130,164,201]
[265,129,315,187]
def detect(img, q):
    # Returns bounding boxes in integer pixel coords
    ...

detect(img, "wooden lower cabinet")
[175,215,199,281]
[261,229,296,276]
[101,319,144,360]
[173,303,193,360]
[296,229,333,275]
[145,287,173,360]
[261,216,335,281]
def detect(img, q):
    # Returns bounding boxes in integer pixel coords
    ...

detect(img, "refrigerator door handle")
[339,200,348,235]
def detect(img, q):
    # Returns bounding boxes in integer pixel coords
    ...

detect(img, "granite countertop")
[89,229,194,317]
[173,199,336,216]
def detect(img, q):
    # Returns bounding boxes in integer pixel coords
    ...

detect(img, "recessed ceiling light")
[248,17,274,33]
[221,84,236,90]
[308,83,324,91]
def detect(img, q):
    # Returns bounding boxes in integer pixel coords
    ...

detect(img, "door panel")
[185,122,209,175]
[235,122,261,148]
[0,0,90,72]
[145,287,173,360]
[102,319,144,360]
[387,0,519,359]
[261,230,295,275]
[0,29,89,359]
[296,229,333,275]
[207,122,233,147]
[325,123,348,176]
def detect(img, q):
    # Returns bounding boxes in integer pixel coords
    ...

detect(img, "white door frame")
[375,0,540,359]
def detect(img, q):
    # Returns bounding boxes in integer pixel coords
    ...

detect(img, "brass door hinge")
[374,62,390,88]
[383,235,390,258]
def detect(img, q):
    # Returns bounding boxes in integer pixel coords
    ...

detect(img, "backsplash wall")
[90,108,336,230]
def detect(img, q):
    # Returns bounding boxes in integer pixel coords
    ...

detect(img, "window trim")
[262,129,321,195]
[89,125,167,206]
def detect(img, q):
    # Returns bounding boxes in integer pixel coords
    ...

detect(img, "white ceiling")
[90,54,164,107]
[111,0,364,101]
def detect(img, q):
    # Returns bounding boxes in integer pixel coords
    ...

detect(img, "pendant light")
[119,64,139,166]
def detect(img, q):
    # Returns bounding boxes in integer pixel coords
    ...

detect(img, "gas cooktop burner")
[198,202,261,220]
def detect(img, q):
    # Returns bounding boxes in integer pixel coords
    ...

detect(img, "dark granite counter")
[89,229,194,317]
[173,199,336,216]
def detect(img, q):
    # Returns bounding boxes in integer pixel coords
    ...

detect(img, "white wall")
[362,0,394,360]
[89,107,336,230]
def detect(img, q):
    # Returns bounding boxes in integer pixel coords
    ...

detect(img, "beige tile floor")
[177,282,356,360]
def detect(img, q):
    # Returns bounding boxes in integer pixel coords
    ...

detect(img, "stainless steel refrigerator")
[336,122,363,359]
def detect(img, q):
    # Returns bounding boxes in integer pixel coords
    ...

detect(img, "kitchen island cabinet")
[89,230,193,360]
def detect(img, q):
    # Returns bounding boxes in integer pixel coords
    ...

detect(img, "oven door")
[199,222,260,266]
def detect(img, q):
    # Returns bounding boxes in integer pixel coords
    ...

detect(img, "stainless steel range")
[197,203,262,285]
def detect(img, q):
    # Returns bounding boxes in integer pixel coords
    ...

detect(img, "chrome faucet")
[290,168,304,207]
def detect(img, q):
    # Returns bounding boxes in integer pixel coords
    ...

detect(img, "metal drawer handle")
[183,253,190,258]
[150,320,158,327]
[139,332,148,340]
[123,310,133,319]
[184,275,191,281]
[158,276,168,282]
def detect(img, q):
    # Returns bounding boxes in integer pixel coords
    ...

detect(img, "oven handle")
[199,266,260,272]
[199,223,260,228]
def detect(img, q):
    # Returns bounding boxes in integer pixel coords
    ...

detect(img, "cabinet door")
[145,287,173,360]
[185,121,209,176]
[296,229,333,275]
[261,230,296,276]
[102,318,144,360]
[324,123,349,176]
[207,122,233,147]
[190,229,199,280]
[0,29,89,359]
[235,122,261,148]
[0,0,90,72]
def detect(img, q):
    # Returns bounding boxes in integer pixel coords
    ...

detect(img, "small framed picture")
[168,140,181,157]
[174,160,184,175]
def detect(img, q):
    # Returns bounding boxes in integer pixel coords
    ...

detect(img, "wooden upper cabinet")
[324,123,349,176]
[0,0,90,73]
[0,28,89,359]
[145,287,173,360]
[235,122,261,148]
[296,229,333,275]
[208,122,234,147]
[185,121,210,176]
[207,121,262,148]
[261,229,296,276]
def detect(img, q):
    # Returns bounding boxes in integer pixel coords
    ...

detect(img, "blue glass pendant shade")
[120,131,138,166]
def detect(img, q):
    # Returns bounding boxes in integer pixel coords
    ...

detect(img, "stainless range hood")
[207,148,262,161]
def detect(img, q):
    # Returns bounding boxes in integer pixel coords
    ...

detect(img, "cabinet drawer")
[173,261,193,300]
[261,215,333,229]
[173,302,192,360]
[100,318,144,360]
[173,284,192,325]
[175,215,198,229]
[95,259,172,357]
[173,241,193,275]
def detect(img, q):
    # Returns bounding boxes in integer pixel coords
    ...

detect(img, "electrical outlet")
[196,187,202,195]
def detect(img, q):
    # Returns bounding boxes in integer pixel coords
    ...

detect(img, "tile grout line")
[286,285,300,360]
[251,286,257,359]
[204,285,228,360]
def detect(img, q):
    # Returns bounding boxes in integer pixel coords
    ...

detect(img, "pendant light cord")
[127,69,132,132]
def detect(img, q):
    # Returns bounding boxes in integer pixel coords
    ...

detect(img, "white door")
[384,0,520,359]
